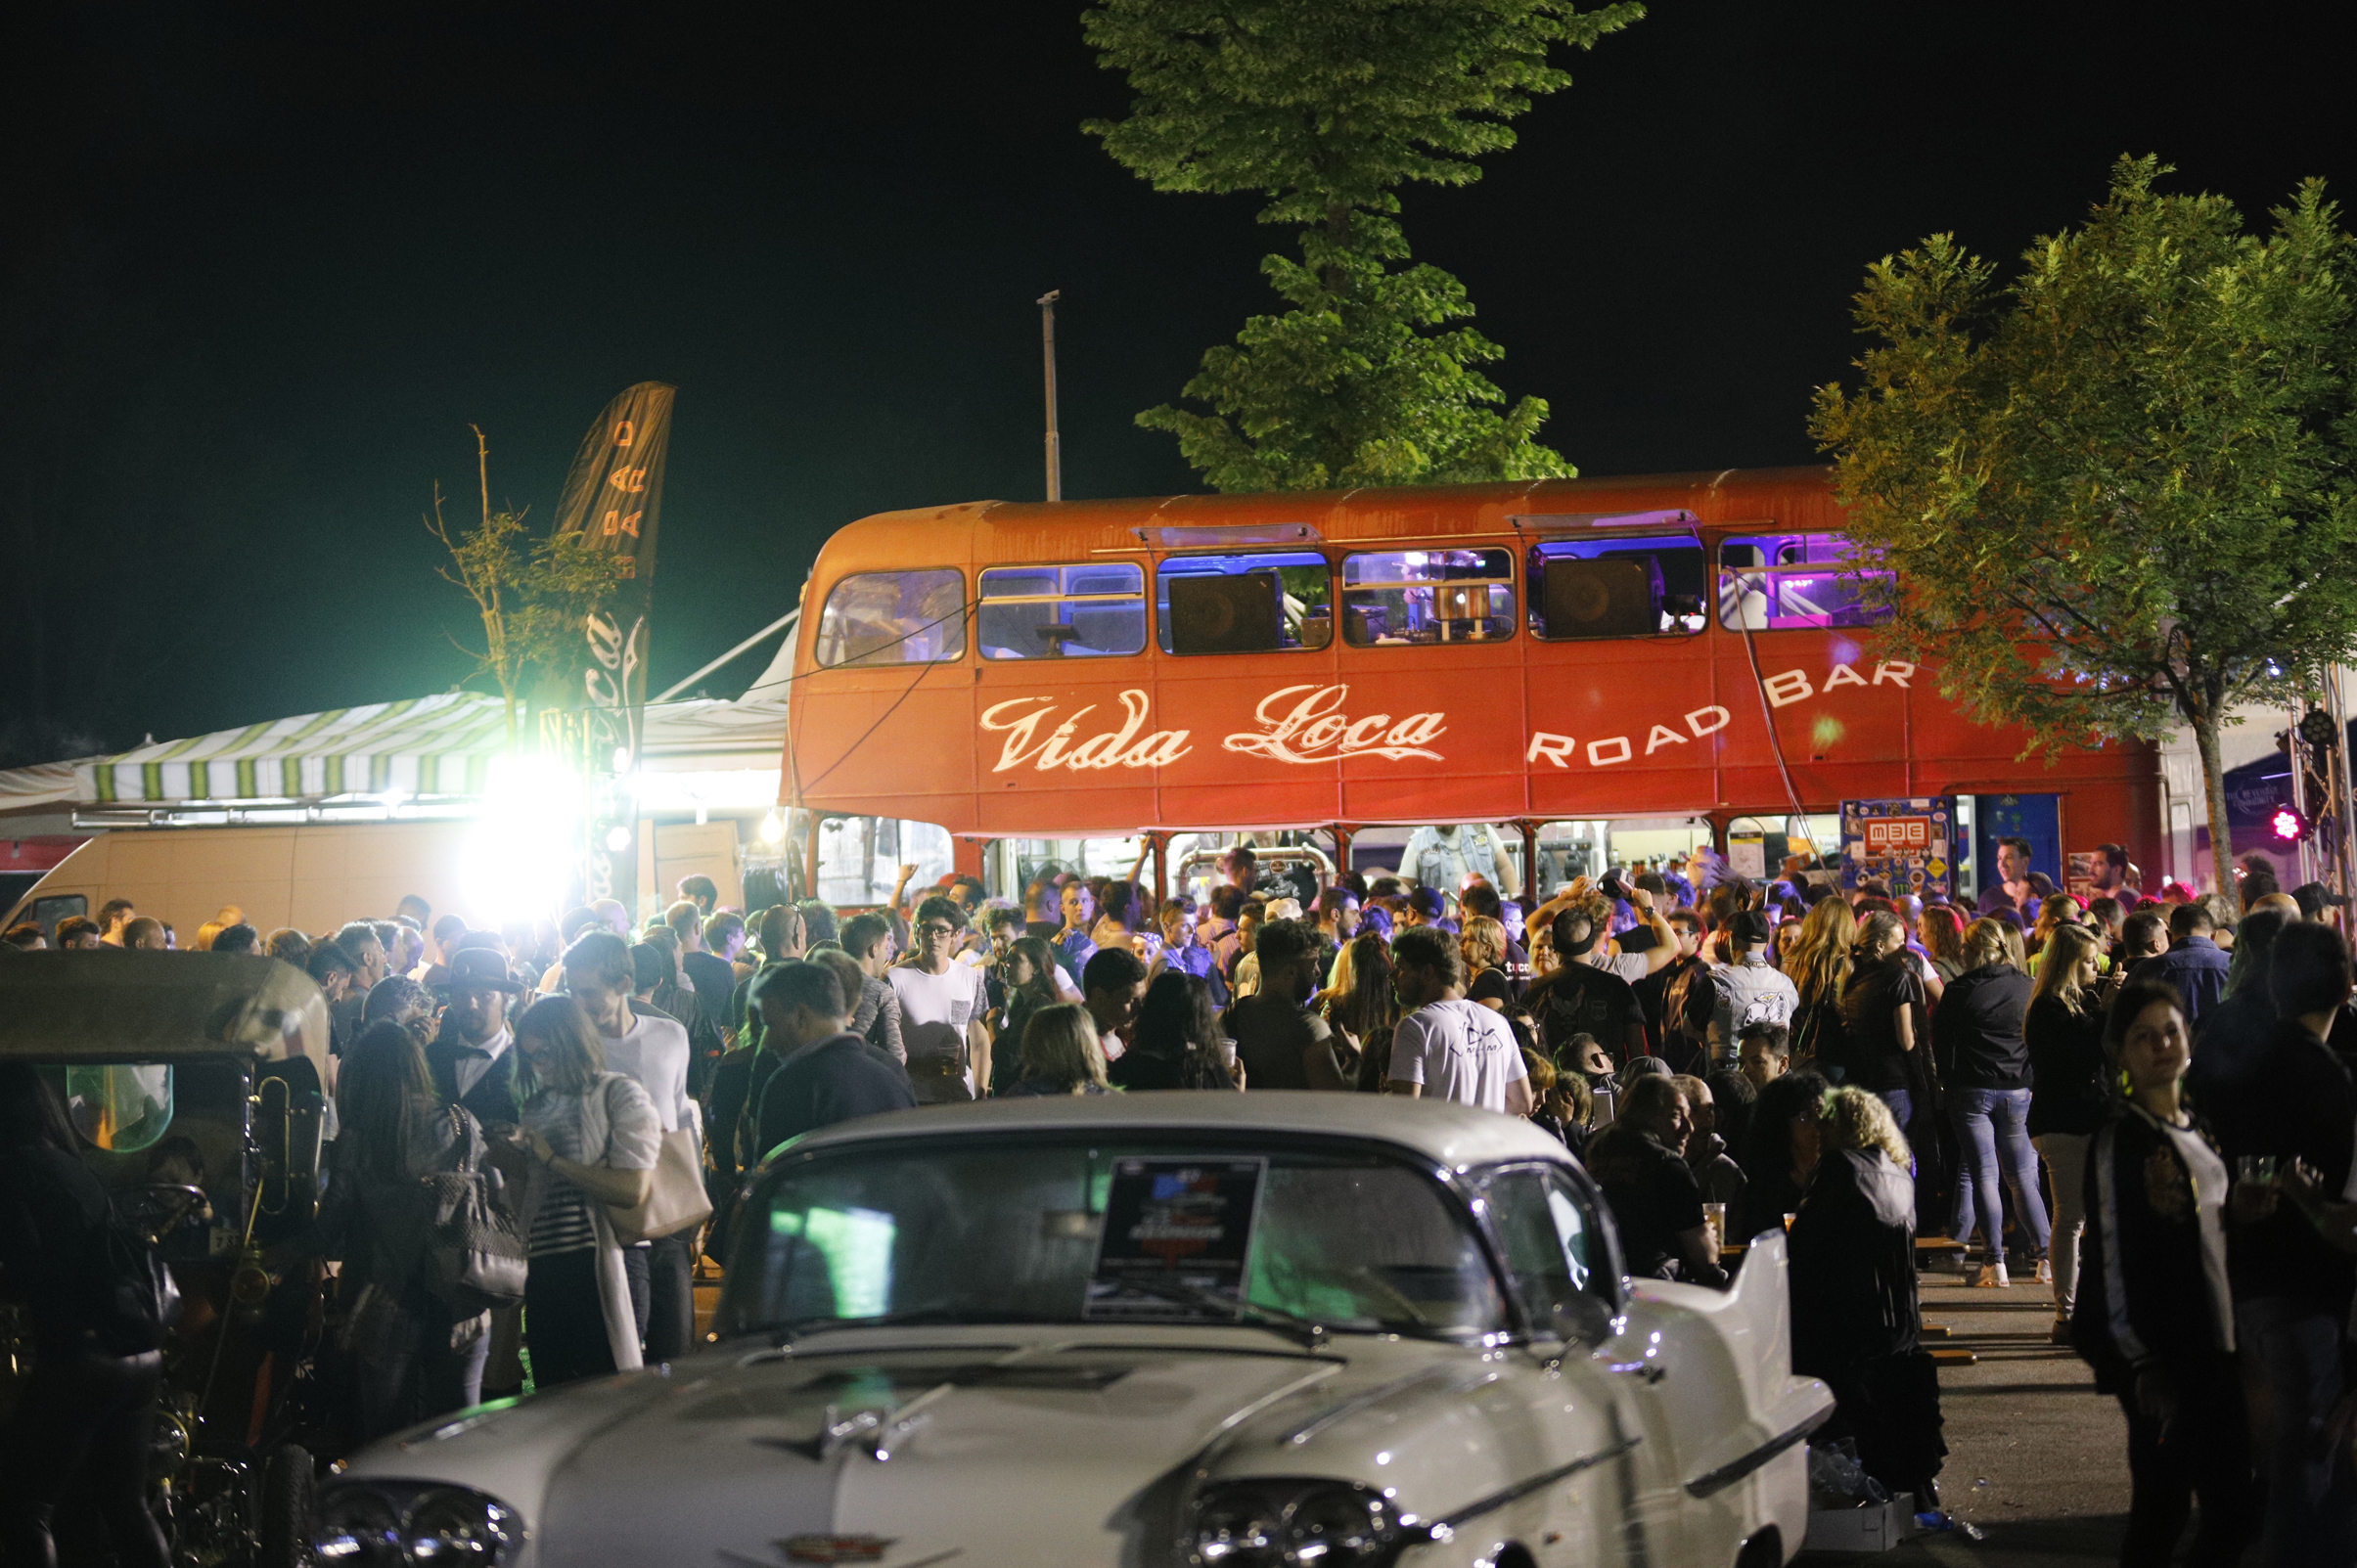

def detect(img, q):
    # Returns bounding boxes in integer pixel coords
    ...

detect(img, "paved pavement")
[1798,1269,2130,1568]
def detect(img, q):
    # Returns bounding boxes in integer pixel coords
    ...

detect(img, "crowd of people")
[9,836,2357,1565]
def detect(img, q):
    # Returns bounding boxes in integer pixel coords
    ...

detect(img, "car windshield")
[720,1137,1506,1343]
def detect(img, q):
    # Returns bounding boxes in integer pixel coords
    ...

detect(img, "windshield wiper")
[1103,1275,1333,1351]
[767,1307,1033,1347]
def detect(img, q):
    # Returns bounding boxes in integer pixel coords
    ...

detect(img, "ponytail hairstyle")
[1851,909,1905,963]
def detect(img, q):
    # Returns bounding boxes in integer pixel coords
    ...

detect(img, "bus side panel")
[1523,623,1718,818]
[790,667,983,831]
[1336,639,1524,826]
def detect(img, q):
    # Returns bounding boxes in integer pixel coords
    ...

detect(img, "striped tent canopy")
[75,694,511,805]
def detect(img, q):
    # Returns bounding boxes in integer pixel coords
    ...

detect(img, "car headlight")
[314,1483,521,1568]
[1185,1478,1428,1567]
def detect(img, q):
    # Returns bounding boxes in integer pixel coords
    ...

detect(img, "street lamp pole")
[1038,290,1062,503]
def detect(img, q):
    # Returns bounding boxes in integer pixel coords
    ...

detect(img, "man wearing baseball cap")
[1703,910,1798,1068]
[426,947,525,1131]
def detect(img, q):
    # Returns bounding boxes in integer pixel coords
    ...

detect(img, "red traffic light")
[2270,803,2308,844]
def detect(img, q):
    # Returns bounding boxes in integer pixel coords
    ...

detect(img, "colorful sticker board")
[1085,1157,1267,1322]
[1840,796,1956,899]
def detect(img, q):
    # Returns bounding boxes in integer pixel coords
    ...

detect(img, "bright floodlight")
[605,825,633,853]
[463,752,583,927]
[759,809,787,845]
[2270,803,2307,844]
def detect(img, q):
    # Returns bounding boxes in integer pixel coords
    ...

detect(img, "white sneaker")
[2035,1259,2054,1285]
[1973,1261,2011,1288]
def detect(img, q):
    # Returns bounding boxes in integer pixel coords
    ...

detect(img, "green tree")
[1811,157,2357,881]
[1083,0,1640,491]
[426,427,631,744]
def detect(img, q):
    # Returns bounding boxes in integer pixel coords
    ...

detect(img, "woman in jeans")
[1933,918,2048,1287]
[1838,910,1926,1130]
[0,1064,171,1568]
[319,1018,506,1437]
[2025,923,2108,1343]
[508,995,658,1389]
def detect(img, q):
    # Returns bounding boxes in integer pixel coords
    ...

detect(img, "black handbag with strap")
[423,1107,527,1313]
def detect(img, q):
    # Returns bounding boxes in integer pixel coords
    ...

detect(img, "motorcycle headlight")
[313,1482,522,1568]
[1185,1479,1426,1568]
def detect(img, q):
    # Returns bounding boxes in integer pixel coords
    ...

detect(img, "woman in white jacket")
[507,995,658,1387]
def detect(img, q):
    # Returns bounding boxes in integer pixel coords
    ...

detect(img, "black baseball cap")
[1730,911,1774,946]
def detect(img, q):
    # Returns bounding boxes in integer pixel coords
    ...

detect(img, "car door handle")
[1607,1361,1666,1385]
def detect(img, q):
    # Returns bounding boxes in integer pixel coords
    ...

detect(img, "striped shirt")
[521,1076,660,1258]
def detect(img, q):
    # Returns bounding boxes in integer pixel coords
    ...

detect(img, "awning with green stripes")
[75,694,511,804]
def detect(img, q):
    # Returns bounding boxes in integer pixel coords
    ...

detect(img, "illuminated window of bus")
[1340,549,1514,646]
[1717,532,1892,630]
[1156,553,1332,655]
[813,569,968,667]
[1526,535,1705,640]
[977,563,1147,659]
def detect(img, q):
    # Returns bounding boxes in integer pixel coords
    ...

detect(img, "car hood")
[369,1331,1349,1567]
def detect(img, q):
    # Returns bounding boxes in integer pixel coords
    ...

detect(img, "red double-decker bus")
[780,467,2158,899]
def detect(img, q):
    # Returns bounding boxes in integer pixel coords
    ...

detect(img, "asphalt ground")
[1798,1268,2132,1568]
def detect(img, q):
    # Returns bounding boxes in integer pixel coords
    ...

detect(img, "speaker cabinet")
[1540,556,1658,639]
[1170,570,1283,653]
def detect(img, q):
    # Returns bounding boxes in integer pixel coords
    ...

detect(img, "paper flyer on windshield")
[1084,1157,1267,1322]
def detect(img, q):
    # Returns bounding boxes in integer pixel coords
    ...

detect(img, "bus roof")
[813,467,1841,573]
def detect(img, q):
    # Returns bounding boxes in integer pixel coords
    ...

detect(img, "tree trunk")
[2193,708,2234,895]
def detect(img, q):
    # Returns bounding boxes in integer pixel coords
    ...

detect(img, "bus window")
[1717,532,1892,631]
[1527,535,1705,640]
[1157,552,1333,655]
[814,569,968,667]
[1340,549,1515,646]
[977,563,1148,659]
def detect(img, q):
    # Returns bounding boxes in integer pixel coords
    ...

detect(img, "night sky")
[5,2,2349,769]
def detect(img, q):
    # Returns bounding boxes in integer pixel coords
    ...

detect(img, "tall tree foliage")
[1812,157,2357,878]
[1083,0,1640,492]
[426,428,630,744]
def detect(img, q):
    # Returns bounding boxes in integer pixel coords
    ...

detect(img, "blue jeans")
[1947,1087,2050,1255]
[354,1302,491,1440]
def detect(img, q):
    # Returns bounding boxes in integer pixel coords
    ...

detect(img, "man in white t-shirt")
[889,895,994,1102]
[1383,926,1533,1114]
[561,929,699,1363]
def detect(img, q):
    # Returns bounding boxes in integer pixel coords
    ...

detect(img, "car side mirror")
[1548,1290,1617,1347]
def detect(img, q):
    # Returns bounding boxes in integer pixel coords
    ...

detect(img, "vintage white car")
[318,1093,1833,1568]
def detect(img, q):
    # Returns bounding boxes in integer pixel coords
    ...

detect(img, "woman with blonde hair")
[1790,1085,1946,1515]
[2024,895,2084,975]
[1459,917,1512,1012]
[1322,933,1398,1090]
[1786,897,1856,1073]
[506,994,659,1388]
[1005,1002,1111,1096]
[1933,915,2045,1286]
[2025,921,2107,1338]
